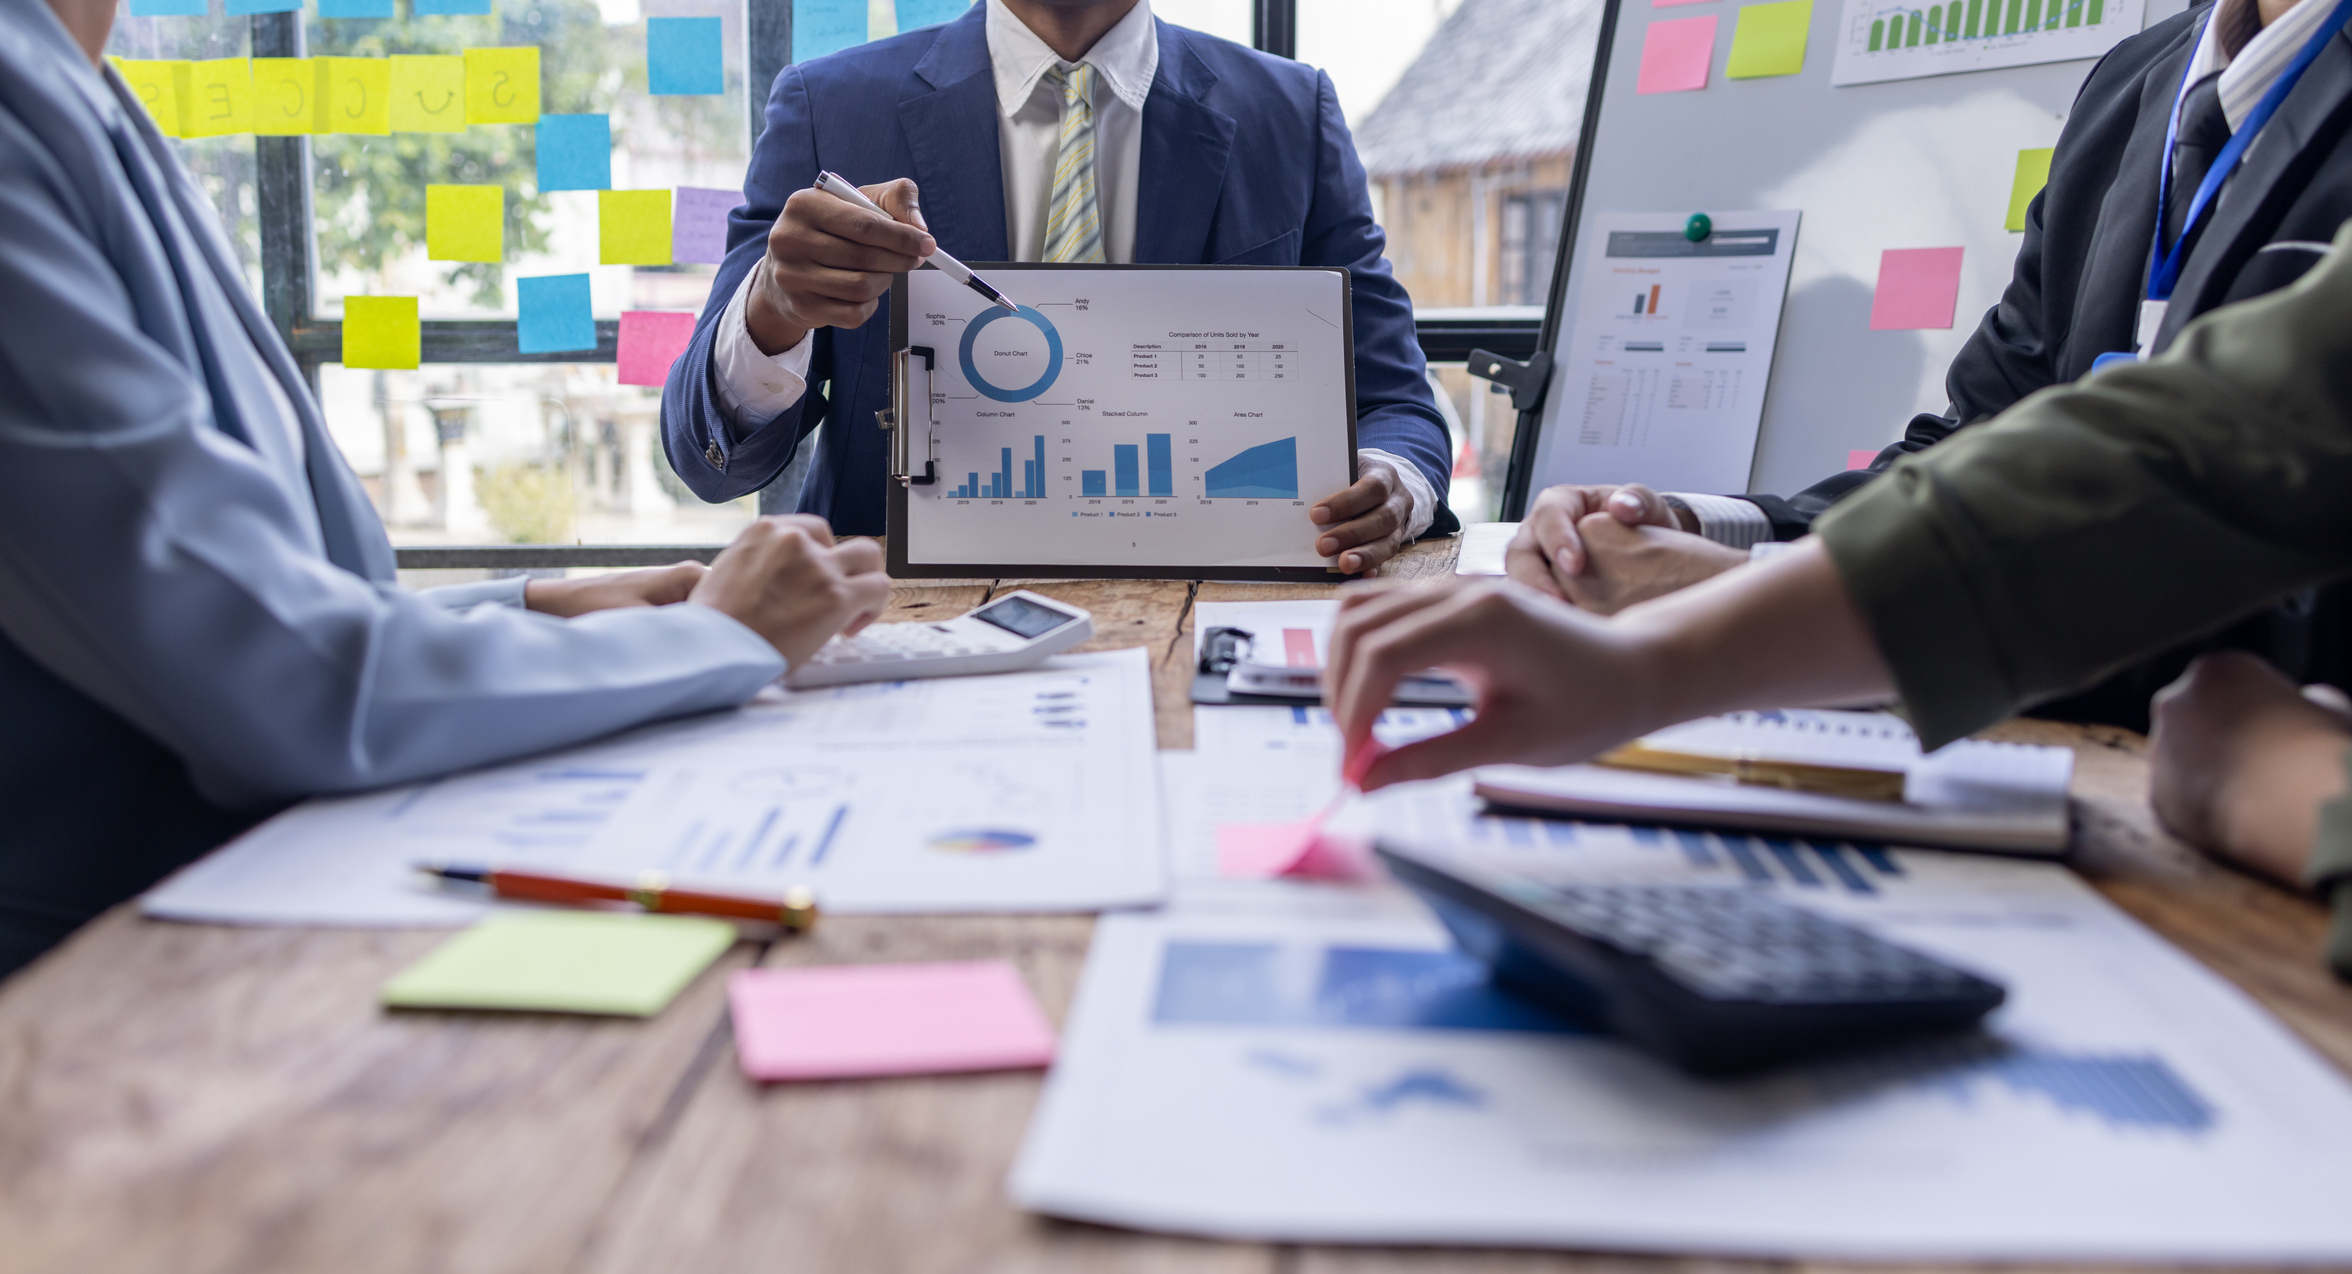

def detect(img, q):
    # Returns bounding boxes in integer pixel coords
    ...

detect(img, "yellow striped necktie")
[1041,62,1106,264]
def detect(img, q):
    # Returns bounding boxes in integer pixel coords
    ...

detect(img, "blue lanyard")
[2148,0,2352,302]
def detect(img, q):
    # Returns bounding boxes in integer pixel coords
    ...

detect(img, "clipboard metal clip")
[879,344,939,486]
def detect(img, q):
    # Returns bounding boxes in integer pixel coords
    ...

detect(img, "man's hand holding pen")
[745,177,935,357]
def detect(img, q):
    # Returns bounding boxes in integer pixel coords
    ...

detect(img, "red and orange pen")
[416,863,819,933]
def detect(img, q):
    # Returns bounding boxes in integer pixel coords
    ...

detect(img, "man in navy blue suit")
[661,0,1456,573]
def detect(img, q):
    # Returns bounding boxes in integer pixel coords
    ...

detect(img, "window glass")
[104,11,261,296]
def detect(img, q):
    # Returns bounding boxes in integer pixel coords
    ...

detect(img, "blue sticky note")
[225,0,299,13]
[535,114,611,192]
[517,274,596,354]
[895,0,970,29]
[413,0,493,14]
[648,16,724,95]
[318,0,394,14]
[792,0,865,62]
[127,0,208,15]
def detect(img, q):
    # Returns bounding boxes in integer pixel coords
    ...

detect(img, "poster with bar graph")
[1830,0,2145,86]
[889,264,1358,581]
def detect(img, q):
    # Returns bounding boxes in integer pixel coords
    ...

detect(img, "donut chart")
[958,305,1064,403]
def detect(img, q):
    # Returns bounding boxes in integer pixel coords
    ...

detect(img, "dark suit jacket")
[661,6,1455,537]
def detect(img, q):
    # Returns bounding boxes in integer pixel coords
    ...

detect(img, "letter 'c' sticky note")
[464,47,540,125]
[390,55,466,133]
[1636,16,1717,94]
[616,311,697,386]
[600,189,674,265]
[343,296,421,370]
[383,913,736,1017]
[1727,0,1811,78]
[323,57,391,135]
[427,184,503,263]
[728,960,1057,1081]
[250,58,316,136]
[1870,246,1965,330]
[2007,147,2055,232]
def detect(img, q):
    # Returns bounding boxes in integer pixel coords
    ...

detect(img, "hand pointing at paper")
[744,177,935,358]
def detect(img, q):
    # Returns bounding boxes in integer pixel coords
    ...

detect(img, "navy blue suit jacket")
[661,6,1454,537]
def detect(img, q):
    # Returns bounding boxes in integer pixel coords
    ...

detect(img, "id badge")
[2134,298,2169,356]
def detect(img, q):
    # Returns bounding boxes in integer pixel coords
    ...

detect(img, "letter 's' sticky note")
[895,0,969,27]
[323,57,391,134]
[413,0,492,13]
[616,310,697,386]
[729,960,1057,1081]
[383,913,736,1017]
[517,274,597,354]
[464,46,539,124]
[427,184,504,262]
[1726,0,1811,78]
[113,59,185,137]
[792,0,866,61]
[1636,16,1716,93]
[317,0,394,16]
[535,113,611,191]
[2006,147,2055,232]
[249,58,315,135]
[182,58,253,138]
[225,0,298,15]
[1870,246,1965,330]
[672,186,737,264]
[343,296,421,370]
[600,189,674,264]
[648,16,724,95]
[127,0,205,15]
[389,55,466,133]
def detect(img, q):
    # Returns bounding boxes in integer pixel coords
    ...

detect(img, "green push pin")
[1684,213,1712,243]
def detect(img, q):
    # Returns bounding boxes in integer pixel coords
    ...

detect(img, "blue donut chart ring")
[958,306,1064,403]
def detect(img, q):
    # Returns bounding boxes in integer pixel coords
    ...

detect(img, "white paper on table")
[1454,521,1516,576]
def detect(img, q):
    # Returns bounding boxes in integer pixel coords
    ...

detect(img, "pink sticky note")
[1869,247,1965,331]
[1847,448,1879,470]
[616,310,696,386]
[1655,0,1716,8]
[729,960,1057,1081]
[1636,16,1717,94]
[1215,821,1375,881]
[672,186,737,265]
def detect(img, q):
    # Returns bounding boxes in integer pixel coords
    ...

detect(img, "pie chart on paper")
[958,306,1065,403]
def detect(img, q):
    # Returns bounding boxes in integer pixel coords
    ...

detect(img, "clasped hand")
[1506,482,1746,613]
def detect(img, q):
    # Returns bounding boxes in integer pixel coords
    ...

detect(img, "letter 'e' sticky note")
[464,46,540,125]
[2007,147,2055,232]
[600,189,674,265]
[427,184,503,263]
[1637,16,1717,94]
[183,58,254,139]
[671,186,737,264]
[390,55,466,133]
[1727,0,1811,78]
[616,311,697,386]
[383,913,736,1017]
[113,59,185,137]
[249,58,315,136]
[535,114,612,192]
[517,274,597,354]
[728,960,1057,1081]
[648,16,725,95]
[1870,246,1965,330]
[343,296,421,370]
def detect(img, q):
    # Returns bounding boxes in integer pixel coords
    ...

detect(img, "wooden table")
[3,539,2348,1274]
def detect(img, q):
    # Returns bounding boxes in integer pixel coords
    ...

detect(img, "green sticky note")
[343,296,421,370]
[390,55,467,133]
[2006,147,2055,232]
[427,184,504,262]
[600,189,674,265]
[382,912,737,1016]
[1726,0,1811,78]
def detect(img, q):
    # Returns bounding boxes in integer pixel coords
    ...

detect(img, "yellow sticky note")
[427,184,504,262]
[322,57,391,136]
[464,47,540,125]
[343,297,421,370]
[113,58,184,137]
[2006,147,2055,232]
[182,58,254,138]
[1726,0,1812,78]
[600,189,674,265]
[389,55,466,134]
[250,58,316,136]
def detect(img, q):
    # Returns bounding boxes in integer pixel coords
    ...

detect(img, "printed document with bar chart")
[1830,0,2145,86]
[890,265,1357,579]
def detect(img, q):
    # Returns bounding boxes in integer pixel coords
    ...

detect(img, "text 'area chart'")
[905,267,1356,570]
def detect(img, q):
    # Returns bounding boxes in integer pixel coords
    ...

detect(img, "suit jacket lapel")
[1134,22,1236,264]
[901,5,1008,261]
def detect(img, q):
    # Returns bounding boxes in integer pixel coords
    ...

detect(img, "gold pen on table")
[1592,742,1909,803]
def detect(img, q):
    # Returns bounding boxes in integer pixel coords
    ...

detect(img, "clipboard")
[884,263,1359,582]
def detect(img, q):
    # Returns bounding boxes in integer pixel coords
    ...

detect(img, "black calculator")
[1375,841,2007,1077]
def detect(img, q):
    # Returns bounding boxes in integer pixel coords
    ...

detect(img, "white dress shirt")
[708,0,1436,536]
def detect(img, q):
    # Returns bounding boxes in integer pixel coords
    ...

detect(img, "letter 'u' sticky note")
[616,311,697,386]
[427,184,503,262]
[250,58,315,135]
[518,274,597,354]
[183,58,253,138]
[896,0,970,27]
[728,960,1057,1081]
[1726,0,1811,78]
[113,59,185,137]
[535,114,611,191]
[1636,16,1716,94]
[383,913,736,1017]
[323,57,391,134]
[464,46,540,125]
[600,189,674,264]
[648,16,725,95]
[390,55,466,133]
[1870,246,1965,330]
[2007,147,2055,232]
[343,297,421,370]
[672,186,737,264]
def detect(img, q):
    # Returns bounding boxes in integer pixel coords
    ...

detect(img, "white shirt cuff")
[1362,448,1438,540]
[1748,539,1798,562]
[1665,492,1772,551]
[711,270,816,438]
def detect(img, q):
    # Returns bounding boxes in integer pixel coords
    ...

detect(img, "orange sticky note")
[1869,246,1965,330]
[1637,16,1717,94]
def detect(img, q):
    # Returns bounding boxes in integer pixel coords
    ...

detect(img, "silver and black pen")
[812,170,1021,313]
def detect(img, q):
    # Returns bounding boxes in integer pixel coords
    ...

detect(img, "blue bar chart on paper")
[950,435,1050,499]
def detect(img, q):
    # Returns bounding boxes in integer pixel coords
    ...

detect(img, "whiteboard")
[1515,0,2193,506]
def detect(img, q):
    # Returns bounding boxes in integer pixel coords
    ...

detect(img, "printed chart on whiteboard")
[1544,210,1800,494]
[897,265,1357,571]
[1829,0,2146,86]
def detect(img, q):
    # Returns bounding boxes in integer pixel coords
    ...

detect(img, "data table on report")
[897,265,1358,572]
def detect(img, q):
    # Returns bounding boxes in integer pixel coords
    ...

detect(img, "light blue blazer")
[0,0,785,973]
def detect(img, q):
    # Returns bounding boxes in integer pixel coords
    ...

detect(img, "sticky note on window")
[2006,147,2055,232]
[1848,448,1879,470]
[1726,0,1811,78]
[320,57,390,134]
[225,0,298,14]
[1870,246,1965,330]
[383,913,736,1017]
[729,961,1056,1081]
[1636,16,1716,94]
[413,0,492,13]
[600,189,674,264]
[464,47,539,124]
[427,184,503,262]
[317,0,394,16]
[792,0,867,62]
[518,274,597,354]
[535,114,610,191]
[390,55,466,133]
[895,0,970,27]
[617,310,696,386]
[127,0,205,14]
[179,59,253,138]
[648,16,724,94]
[249,58,315,135]
[343,296,421,370]
[672,186,737,264]
[113,59,185,137]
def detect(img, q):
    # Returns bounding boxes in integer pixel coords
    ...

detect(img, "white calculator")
[783,590,1094,689]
